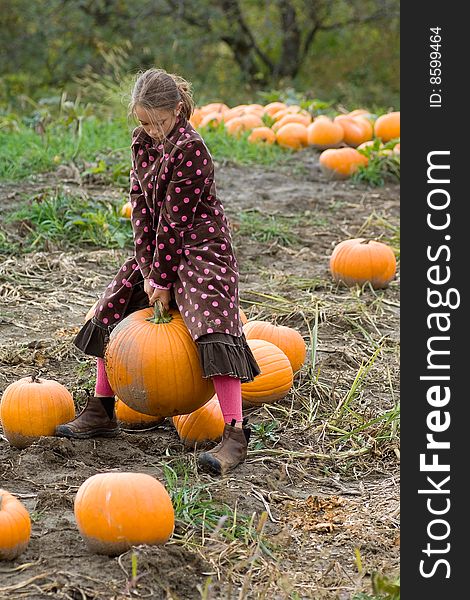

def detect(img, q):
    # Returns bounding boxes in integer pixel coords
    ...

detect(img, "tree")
[160,0,399,87]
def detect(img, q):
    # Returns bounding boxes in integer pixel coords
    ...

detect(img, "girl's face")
[134,103,182,142]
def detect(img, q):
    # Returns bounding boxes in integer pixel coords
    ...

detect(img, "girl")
[56,68,261,476]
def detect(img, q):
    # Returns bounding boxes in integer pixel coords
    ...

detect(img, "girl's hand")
[144,279,171,312]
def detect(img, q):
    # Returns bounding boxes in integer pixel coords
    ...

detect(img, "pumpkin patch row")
[191,101,400,153]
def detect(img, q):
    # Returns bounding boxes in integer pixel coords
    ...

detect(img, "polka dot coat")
[93,117,243,341]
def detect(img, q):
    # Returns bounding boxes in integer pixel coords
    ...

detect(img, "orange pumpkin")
[247,126,276,144]
[115,399,164,429]
[172,395,225,448]
[198,111,224,129]
[189,108,204,128]
[272,113,311,131]
[120,201,132,219]
[374,111,400,142]
[319,148,368,180]
[104,303,214,417]
[199,102,229,116]
[306,118,344,150]
[241,339,293,405]
[0,490,31,560]
[330,238,397,289]
[222,105,250,122]
[243,321,306,373]
[225,114,264,135]
[263,101,287,116]
[0,375,75,449]
[275,123,308,150]
[334,116,371,147]
[74,472,174,555]
[271,105,308,121]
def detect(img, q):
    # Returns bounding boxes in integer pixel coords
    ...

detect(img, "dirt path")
[0,153,400,599]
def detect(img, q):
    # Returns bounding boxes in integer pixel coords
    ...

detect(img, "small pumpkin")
[243,321,306,373]
[120,201,132,219]
[198,111,224,129]
[172,395,225,448]
[74,472,174,555]
[189,108,204,128]
[0,490,31,560]
[104,303,214,417]
[199,102,229,116]
[275,123,308,150]
[306,118,344,150]
[0,375,75,449]
[334,115,372,147]
[329,238,397,289]
[263,101,287,116]
[247,127,276,144]
[374,111,400,142]
[241,339,293,405]
[319,147,368,180]
[272,113,311,131]
[115,399,164,429]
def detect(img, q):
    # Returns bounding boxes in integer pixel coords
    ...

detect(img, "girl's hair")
[129,68,194,120]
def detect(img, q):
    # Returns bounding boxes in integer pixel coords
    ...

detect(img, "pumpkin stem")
[146,300,173,324]
[360,239,372,245]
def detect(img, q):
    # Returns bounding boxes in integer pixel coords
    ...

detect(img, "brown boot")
[55,395,119,439]
[198,418,250,476]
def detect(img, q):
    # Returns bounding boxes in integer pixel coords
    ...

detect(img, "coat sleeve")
[129,148,156,279]
[146,139,213,289]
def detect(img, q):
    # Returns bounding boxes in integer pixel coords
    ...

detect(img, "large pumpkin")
[330,238,397,289]
[0,376,75,449]
[74,472,174,555]
[241,339,293,405]
[104,303,214,417]
[243,321,306,374]
[319,147,368,180]
[115,399,164,429]
[374,111,400,142]
[275,123,308,150]
[0,490,31,560]
[172,395,225,448]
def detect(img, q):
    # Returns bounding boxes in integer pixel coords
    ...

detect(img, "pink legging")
[95,359,243,423]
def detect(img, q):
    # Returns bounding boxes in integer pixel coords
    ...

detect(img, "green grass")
[0,115,293,184]
[0,117,131,180]
[353,139,400,186]
[162,460,273,552]
[3,191,132,253]
[236,208,302,246]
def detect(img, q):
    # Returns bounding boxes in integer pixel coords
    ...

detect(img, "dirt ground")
[0,149,400,600]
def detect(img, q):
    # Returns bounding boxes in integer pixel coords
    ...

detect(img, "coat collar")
[131,116,188,149]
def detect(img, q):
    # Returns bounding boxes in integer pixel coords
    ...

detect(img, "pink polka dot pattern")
[93,121,244,342]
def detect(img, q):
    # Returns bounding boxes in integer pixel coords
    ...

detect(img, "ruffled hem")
[73,318,109,359]
[196,332,261,383]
